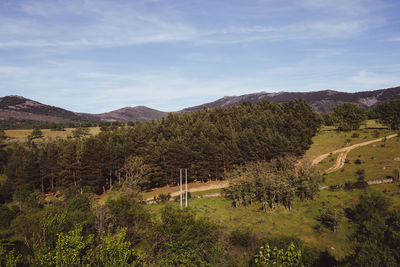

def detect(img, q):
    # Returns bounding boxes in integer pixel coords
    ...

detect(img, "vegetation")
[222,160,320,211]
[333,103,367,131]
[376,99,400,130]
[1,99,320,197]
[1,99,400,266]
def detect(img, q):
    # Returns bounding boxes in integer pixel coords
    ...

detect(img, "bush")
[355,169,365,176]
[68,193,90,212]
[0,204,19,229]
[354,159,362,164]
[229,228,260,249]
[329,184,342,190]
[154,193,171,203]
[351,133,360,138]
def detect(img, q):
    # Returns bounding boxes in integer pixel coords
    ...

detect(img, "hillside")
[181,86,400,113]
[98,106,168,122]
[0,95,167,124]
[1,86,399,126]
[0,95,99,123]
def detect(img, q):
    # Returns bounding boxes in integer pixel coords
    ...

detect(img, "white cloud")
[352,71,400,88]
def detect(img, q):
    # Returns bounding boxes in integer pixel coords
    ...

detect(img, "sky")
[0,0,400,113]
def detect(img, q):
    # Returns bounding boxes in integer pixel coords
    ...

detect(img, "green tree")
[72,127,90,138]
[54,227,93,267]
[0,242,22,267]
[376,100,400,130]
[28,126,44,140]
[318,206,343,233]
[97,228,144,266]
[120,155,149,195]
[345,193,400,266]
[333,103,367,131]
[254,242,302,267]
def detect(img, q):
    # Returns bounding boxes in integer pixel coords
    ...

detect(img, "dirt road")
[312,134,397,173]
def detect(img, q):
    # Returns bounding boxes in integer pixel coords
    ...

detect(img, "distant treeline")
[0,99,321,198]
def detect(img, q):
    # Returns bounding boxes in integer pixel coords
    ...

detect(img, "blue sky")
[0,0,400,113]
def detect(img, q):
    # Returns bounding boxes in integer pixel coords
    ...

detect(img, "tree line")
[0,99,321,198]
[322,100,400,130]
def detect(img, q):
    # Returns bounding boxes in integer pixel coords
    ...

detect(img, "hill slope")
[0,95,168,124]
[0,95,98,123]
[181,86,400,113]
[98,106,167,122]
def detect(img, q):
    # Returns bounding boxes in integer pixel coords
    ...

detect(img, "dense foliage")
[332,103,367,131]
[375,99,400,130]
[222,160,321,211]
[0,99,320,197]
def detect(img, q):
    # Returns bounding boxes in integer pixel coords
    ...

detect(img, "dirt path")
[312,134,397,173]
[145,180,229,201]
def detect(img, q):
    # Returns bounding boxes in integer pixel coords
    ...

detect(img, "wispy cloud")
[352,71,400,88]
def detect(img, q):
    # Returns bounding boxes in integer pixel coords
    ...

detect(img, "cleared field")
[322,135,400,186]
[303,120,395,162]
[4,127,101,143]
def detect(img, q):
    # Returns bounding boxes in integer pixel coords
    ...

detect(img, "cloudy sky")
[0,0,400,113]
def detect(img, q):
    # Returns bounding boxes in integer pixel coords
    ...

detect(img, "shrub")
[354,159,362,164]
[154,193,171,203]
[355,169,365,176]
[229,228,259,249]
[351,133,360,138]
[68,193,90,212]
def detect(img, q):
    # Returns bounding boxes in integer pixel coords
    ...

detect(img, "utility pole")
[180,168,183,209]
[185,168,188,208]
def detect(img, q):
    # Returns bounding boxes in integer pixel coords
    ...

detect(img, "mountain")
[0,95,98,123]
[0,95,166,124]
[98,106,167,122]
[1,86,399,127]
[181,86,400,113]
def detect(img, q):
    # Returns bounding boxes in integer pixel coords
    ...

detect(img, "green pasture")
[146,182,400,260]
[322,135,400,186]
[304,120,395,162]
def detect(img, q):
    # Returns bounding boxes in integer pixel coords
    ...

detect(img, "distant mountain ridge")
[98,106,167,122]
[181,86,400,113]
[1,86,399,125]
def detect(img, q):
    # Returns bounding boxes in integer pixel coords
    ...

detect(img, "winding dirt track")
[312,134,397,173]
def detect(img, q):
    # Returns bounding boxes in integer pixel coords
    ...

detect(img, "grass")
[303,120,395,162]
[4,127,101,143]
[322,135,400,186]
[147,182,400,260]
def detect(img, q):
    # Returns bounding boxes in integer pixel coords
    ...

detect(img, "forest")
[1,99,320,197]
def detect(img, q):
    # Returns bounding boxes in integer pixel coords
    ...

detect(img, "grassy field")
[322,135,400,186]
[4,127,101,143]
[303,120,395,162]
[146,182,400,260]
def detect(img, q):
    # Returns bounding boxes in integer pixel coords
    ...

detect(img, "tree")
[28,126,43,140]
[376,100,400,130]
[254,242,302,267]
[72,127,90,138]
[53,227,93,266]
[97,228,144,266]
[120,156,149,195]
[344,193,400,266]
[318,206,343,233]
[333,103,367,131]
